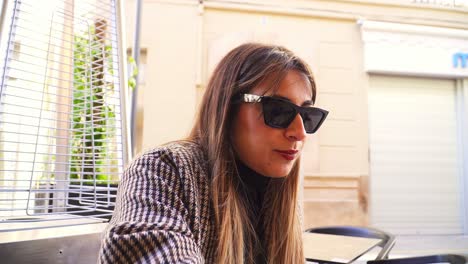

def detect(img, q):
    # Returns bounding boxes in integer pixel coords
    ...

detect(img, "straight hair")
[189,43,316,264]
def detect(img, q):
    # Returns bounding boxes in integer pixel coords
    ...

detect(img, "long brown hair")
[189,43,316,264]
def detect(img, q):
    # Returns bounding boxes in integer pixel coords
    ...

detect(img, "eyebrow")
[270,94,314,106]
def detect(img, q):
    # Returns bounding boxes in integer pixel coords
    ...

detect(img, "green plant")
[127,56,138,91]
[70,19,117,185]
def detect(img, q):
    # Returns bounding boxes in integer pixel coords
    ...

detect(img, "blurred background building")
[125,0,468,240]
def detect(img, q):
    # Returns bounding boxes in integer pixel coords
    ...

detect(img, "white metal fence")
[0,0,129,231]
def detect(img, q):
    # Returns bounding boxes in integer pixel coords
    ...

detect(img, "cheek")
[241,109,272,144]
[235,108,260,143]
[233,107,270,156]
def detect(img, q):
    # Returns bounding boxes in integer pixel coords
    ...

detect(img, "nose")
[285,113,307,141]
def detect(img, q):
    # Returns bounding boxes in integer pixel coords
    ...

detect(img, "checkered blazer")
[98,141,217,263]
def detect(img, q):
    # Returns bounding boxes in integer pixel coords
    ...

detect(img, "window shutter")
[369,75,463,235]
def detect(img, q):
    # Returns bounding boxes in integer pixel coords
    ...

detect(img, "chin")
[266,167,292,178]
[269,174,288,179]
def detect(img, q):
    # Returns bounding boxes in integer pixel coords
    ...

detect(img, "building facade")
[126,0,468,236]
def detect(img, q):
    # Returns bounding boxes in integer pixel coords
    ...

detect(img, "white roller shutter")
[369,75,463,235]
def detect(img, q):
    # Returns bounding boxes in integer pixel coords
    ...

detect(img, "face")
[231,70,313,178]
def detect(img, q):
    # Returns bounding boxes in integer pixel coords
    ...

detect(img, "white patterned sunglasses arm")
[242,93,263,103]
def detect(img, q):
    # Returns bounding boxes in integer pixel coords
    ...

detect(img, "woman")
[99,43,328,264]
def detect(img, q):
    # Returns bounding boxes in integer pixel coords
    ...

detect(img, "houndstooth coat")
[98,141,217,263]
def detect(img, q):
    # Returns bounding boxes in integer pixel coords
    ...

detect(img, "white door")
[369,75,463,235]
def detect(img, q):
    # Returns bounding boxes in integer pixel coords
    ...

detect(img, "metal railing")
[0,0,129,231]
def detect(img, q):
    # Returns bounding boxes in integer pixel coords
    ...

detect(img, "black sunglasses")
[237,93,328,134]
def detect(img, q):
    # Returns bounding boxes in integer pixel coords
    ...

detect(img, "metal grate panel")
[0,0,128,231]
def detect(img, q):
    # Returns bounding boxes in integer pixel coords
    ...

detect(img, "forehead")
[251,70,313,104]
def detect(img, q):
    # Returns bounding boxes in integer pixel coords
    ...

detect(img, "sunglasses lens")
[301,109,326,133]
[262,99,296,128]
[261,97,327,134]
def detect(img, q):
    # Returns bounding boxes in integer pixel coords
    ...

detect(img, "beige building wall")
[125,0,468,229]
[125,1,200,153]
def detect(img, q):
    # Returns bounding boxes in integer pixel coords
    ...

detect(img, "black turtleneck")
[236,160,271,264]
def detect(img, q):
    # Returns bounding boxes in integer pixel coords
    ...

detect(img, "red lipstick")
[275,149,299,161]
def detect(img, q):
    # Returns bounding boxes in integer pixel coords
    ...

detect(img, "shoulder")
[136,140,205,167]
[126,140,207,182]
[116,141,209,217]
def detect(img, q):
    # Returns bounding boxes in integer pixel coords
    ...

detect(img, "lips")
[275,149,299,161]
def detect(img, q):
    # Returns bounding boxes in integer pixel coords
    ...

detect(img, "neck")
[236,160,271,192]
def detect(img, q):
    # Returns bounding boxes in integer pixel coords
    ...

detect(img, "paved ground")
[307,235,468,263]
[390,235,468,256]
[356,235,468,263]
